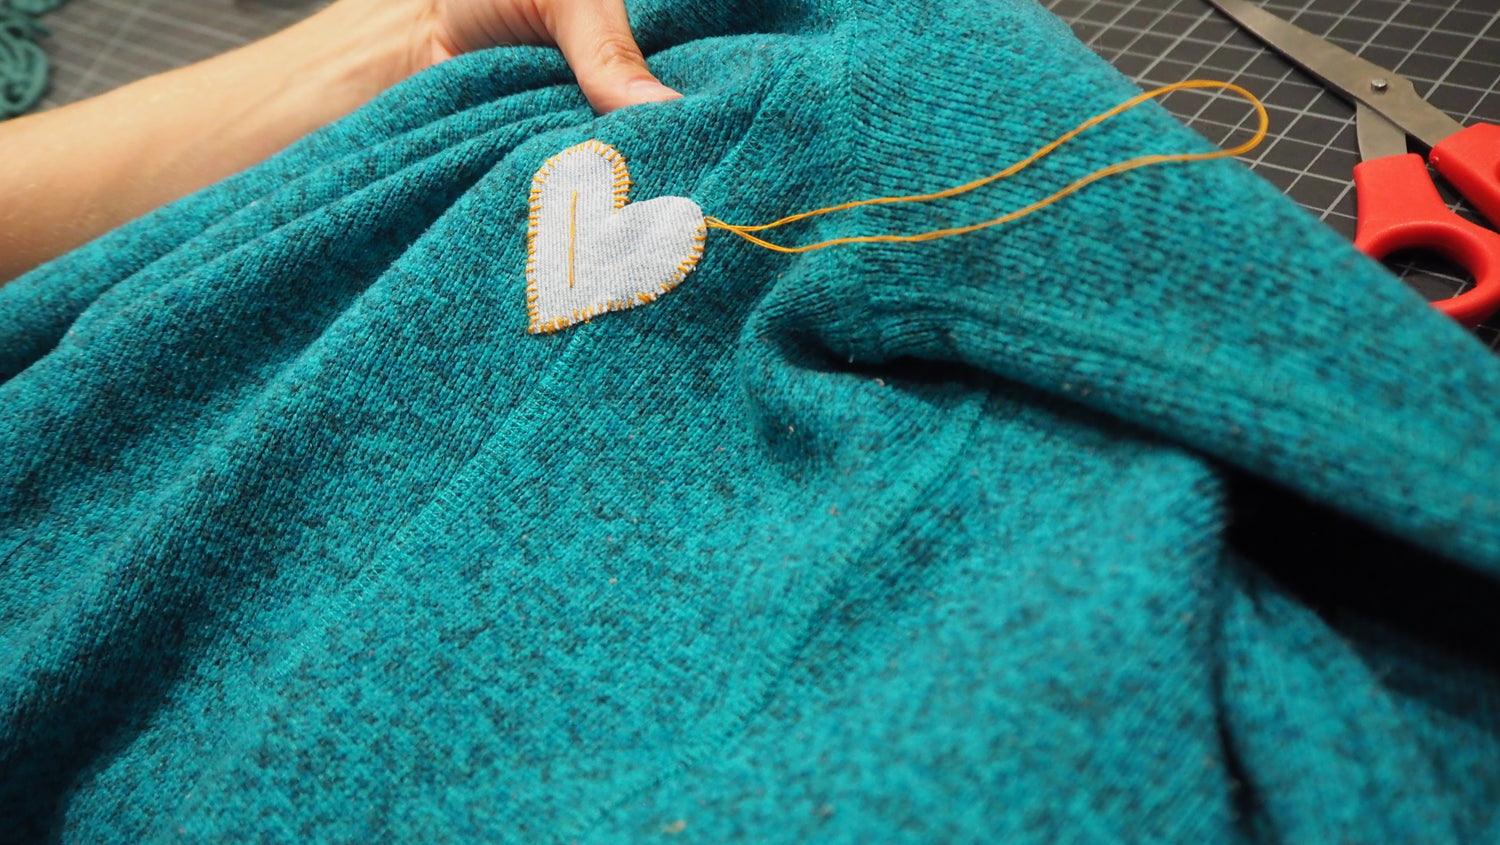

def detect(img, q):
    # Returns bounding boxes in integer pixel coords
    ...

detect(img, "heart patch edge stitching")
[524,139,707,335]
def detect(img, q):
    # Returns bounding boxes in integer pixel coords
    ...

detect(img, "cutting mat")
[1040,0,1500,350]
[30,0,1500,348]
[32,0,328,111]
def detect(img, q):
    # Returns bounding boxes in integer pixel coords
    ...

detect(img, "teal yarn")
[3,0,1500,841]
[0,0,64,118]
[5,0,68,11]
[0,7,46,119]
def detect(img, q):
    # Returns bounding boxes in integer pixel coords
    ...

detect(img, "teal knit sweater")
[3,1,1499,841]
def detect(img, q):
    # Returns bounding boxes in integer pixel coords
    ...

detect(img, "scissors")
[1204,0,1500,327]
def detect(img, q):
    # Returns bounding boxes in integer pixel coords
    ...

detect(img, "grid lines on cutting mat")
[34,0,331,112]
[1043,0,1500,348]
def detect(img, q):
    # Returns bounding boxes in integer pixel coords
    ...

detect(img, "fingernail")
[626,79,683,104]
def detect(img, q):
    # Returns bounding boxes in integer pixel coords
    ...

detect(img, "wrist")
[274,0,438,112]
[0,0,444,283]
[148,0,434,187]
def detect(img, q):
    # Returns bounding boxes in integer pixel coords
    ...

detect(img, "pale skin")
[0,0,680,285]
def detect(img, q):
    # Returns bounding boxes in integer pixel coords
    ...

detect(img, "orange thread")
[568,188,579,288]
[703,79,1268,253]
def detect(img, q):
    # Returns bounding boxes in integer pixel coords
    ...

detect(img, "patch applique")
[525,140,705,334]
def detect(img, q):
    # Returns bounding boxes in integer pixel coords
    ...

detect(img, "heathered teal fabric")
[3,0,1500,841]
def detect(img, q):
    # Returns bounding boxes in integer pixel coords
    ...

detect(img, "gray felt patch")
[525,140,706,334]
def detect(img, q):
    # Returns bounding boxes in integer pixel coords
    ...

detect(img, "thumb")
[549,0,680,113]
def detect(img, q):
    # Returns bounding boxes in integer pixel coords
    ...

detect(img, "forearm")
[0,0,429,284]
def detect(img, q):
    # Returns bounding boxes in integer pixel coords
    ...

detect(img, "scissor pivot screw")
[1370,78,1389,92]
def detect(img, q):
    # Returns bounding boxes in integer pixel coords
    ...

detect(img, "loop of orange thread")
[703,79,1269,254]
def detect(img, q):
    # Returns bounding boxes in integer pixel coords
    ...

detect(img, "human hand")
[1,0,681,284]
[416,0,681,112]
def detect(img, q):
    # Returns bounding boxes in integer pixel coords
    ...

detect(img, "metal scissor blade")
[1203,0,1465,149]
[1355,103,1408,161]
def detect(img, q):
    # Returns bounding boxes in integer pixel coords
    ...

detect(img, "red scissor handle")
[1430,123,1500,228]
[1353,153,1500,327]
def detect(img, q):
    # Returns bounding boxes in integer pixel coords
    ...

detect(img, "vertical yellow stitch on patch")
[568,188,579,288]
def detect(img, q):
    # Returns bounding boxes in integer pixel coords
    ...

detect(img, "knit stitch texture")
[2,0,1499,841]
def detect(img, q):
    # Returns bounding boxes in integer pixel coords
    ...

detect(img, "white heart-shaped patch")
[525,140,706,334]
